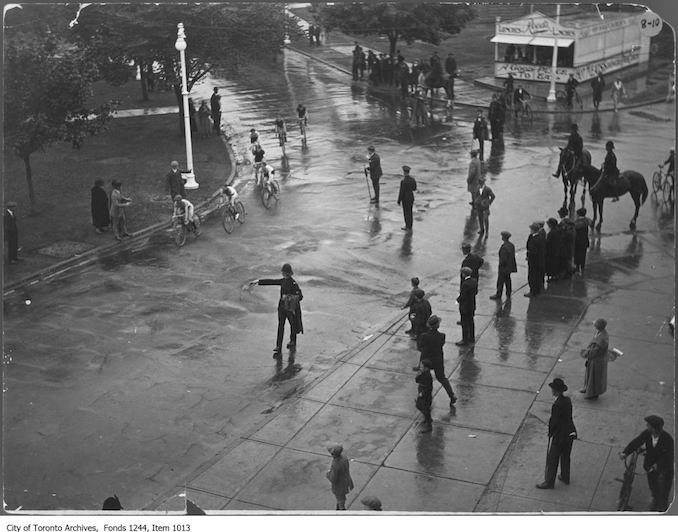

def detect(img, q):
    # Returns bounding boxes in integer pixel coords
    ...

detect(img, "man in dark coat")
[525,222,545,297]
[367,145,382,203]
[461,243,484,281]
[166,160,186,199]
[91,178,111,234]
[416,315,457,407]
[620,415,674,512]
[557,207,576,278]
[536,378,577,489]
[590,71,605,110]
[474,177,495,236]
[4,201,20,264]
[409,288,431,339]
[444,52,457,100]
[565,73,579,108]
[488,93,505,141]
[209,87,221,134]
[545,218,561,281]
[456,267,478,346]
[397,165,417,231]
[472,108,489,161]
[490,231,517,300]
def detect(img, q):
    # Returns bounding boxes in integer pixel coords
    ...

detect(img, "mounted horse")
[572,163,648,231]
[418,63,449,105]
[557,147,591,205]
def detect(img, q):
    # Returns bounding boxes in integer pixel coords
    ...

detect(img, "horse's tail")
[640,177,649,205]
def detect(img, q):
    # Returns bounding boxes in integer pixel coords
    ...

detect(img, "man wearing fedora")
[490,231,517,300]
[367,145,382,203]
[620,415,674,511]
[397,165,417,231]
[456,266,477,346]
[537,378,577,489]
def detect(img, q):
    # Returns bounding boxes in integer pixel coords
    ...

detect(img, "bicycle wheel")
[235,201,246,224]
[261,187,273,209]
[652,171,663,196]
[662,178,674,205]
[221,207,235,234]
[172,220,186,247]
[616,452,639,511]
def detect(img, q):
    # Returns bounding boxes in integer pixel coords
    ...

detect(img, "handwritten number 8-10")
[641,18,661,29]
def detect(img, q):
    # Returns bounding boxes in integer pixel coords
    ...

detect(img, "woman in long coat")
[326,445,354,510]
[250,263,303,357]
[91,178,110,233]
[574,207,593,274]
[581,318,609,400]
[545,218,561,280]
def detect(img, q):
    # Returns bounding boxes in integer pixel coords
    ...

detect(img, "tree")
[319,2,476,56]
[4,33,115,210]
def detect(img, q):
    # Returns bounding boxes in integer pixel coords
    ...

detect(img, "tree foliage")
[319,2,476,55]
[4,31,115,208]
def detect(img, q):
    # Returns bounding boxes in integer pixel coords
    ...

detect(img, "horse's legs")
[630,192,641,230]
[570,179,578,205]
[562,177,569,206]
[580,178,586,206]
[596,200,603,231]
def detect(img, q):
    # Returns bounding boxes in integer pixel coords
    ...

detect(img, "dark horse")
[557,147,592,204]
[419,63,450,105]
[573,163,649,231]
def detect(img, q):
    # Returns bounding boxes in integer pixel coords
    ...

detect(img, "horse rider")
[552,123,584,178]
[591,140,620,201]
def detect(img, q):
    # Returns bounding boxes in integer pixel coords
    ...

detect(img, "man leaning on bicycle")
[173,194,200,234]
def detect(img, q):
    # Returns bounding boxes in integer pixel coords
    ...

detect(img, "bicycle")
[220,198,246,234]
[171,214,201,247]
[556,88,583,110]
[276,127,287,156]
[261,177,280,209]
[298,117,307,147]
[253,161,266,186]
[616,449,643,511]
[652,165,675,205]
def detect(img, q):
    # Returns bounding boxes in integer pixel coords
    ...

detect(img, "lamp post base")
[182,171,199,190]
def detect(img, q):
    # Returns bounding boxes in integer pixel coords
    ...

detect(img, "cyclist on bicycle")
[274,116,287,143]
[553,123,584,178]
[296,104,308,127]
[221,185,241,220]
[662,148,675,179]
[513,85,530,117]
[261,164,276,190]
[251,141,266,185]
[565,73,579,108]
[173,194,200,234]
[249,128,259,144]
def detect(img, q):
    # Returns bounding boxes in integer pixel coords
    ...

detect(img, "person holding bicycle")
[173,194,200,235]
[565,73,579,108]
[620,415,674,512]
[274,115,287,143]
[513,85,530,118]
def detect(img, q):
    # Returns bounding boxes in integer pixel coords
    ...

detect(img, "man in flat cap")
[467,149,481,206]
[536,378,577,489]
[397,165,417,231]
[366,145,382,203]
[474,176,495,236]
[326,444,354,510]
[461,243,484,282]
[456,266,478,346]
[4,201,21,264]
[490,231,517,300]
[620,415,674,511]
[525,221,545,297]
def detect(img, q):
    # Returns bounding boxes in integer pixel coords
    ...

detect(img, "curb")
[3,135,239,298]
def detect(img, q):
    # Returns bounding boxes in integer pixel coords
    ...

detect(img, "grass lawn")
[3,109,230,261]
[88,79,180,110]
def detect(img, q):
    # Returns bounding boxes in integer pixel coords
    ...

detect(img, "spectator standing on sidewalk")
[91,178,111,234]
[409,288,431,339]
[314,25,321,46]
[474,177,495,236]
[488,94,505,141]
[444,52,457,100]
[490,231,517,300]
[397,165,417,231]
[166,160,186,200]
[4,201,20,264]
[620,415,674,512]
[197,101,211,139]
[414,359,434,433]
[109,180,131,241]
[525,222,545,297]
[472,108,489,161]
[326,445,354,510]
[210,87,221,134]
[557,206,576,278]
[590,71,605,110]
[416,315,458,407]
[536,378,577,489]
[367,145,382,203]
[574,207,593,274]
[309,24,316,46]
[461,243,484,282]
[580,318,609,400]
[467,149,481,206]
[456,267,478,346]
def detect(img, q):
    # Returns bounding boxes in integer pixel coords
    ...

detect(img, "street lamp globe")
[175,37,186,52]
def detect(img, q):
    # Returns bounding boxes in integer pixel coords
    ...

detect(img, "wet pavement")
[2,46,675,513]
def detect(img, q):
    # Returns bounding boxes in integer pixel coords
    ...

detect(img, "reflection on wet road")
[3,50,674,510]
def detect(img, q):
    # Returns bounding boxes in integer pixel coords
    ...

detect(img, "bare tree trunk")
[22,154,36,212]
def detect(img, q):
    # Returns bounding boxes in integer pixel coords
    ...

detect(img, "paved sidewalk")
[151,227,674,513]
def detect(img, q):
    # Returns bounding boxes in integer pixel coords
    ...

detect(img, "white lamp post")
[546,5,561,103]
[175,22,199,189]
